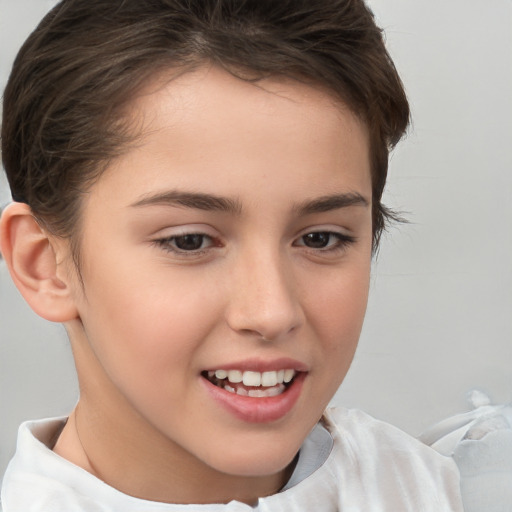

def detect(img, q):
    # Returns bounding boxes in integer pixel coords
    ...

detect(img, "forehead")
[141,66,367,142]
[89,65,371,210]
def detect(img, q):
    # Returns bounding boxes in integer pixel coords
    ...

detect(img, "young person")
[0,0,463,510]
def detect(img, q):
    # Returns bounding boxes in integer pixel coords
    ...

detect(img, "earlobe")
[0,202,79,322]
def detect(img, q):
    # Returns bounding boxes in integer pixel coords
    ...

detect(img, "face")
[64,66,373,494]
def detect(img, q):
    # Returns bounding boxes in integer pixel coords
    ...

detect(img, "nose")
[225,248,304,342]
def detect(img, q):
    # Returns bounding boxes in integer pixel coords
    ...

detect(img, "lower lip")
[201,372,306,423]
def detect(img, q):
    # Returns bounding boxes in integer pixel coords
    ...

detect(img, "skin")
[6,66,374,505]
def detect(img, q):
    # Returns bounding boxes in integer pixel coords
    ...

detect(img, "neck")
[54,402,295,505]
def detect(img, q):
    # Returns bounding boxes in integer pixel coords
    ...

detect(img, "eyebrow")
[131,190,368,216]
[294,192,369,215]
[131,191,243,215]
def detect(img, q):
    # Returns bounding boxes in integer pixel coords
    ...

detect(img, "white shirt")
[1,407,463,511]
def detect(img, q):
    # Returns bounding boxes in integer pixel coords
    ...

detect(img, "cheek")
[305,260,371,382]
[309,259,370,336]
[78,259,224,381]
[75,270,227,426]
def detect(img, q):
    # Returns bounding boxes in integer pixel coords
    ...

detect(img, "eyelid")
[150,223,218,238]
[294,224,354,240]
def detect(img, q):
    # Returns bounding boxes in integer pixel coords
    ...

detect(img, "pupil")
[304,232,329,248]
[175,234,203,251]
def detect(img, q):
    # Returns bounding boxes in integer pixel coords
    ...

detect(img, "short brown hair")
[2,0,409,253]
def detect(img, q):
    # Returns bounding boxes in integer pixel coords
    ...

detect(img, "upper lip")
[202,357,309,373]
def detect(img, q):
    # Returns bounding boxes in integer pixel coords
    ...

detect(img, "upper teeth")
[212,369,296,386]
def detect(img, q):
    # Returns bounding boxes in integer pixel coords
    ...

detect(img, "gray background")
[1,0,511,480]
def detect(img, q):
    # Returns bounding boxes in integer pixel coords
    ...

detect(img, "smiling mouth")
[202,369,297,398]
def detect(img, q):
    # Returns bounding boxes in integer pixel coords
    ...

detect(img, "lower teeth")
[223,383,285,397]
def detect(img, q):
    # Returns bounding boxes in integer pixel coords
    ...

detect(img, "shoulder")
[1,418,107,512]
[324,407,421,448]
[324,406,456,468]
[322,407,464,511]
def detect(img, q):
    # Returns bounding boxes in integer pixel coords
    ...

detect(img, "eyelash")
[293,231,356,253]
[153,233,217,256]
[153,230,356,257]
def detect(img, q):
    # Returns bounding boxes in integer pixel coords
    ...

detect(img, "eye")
[294,231,355,251]
[172,234,210,251]
[301,232,336,249]
[154,233,216,253]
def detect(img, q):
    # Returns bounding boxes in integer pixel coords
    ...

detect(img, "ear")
[0,202,79,322]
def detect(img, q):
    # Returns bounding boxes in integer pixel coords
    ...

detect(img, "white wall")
[1,0,511,479]
[335,0,512,430]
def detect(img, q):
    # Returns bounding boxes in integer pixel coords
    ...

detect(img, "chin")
[204,441,300,478]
